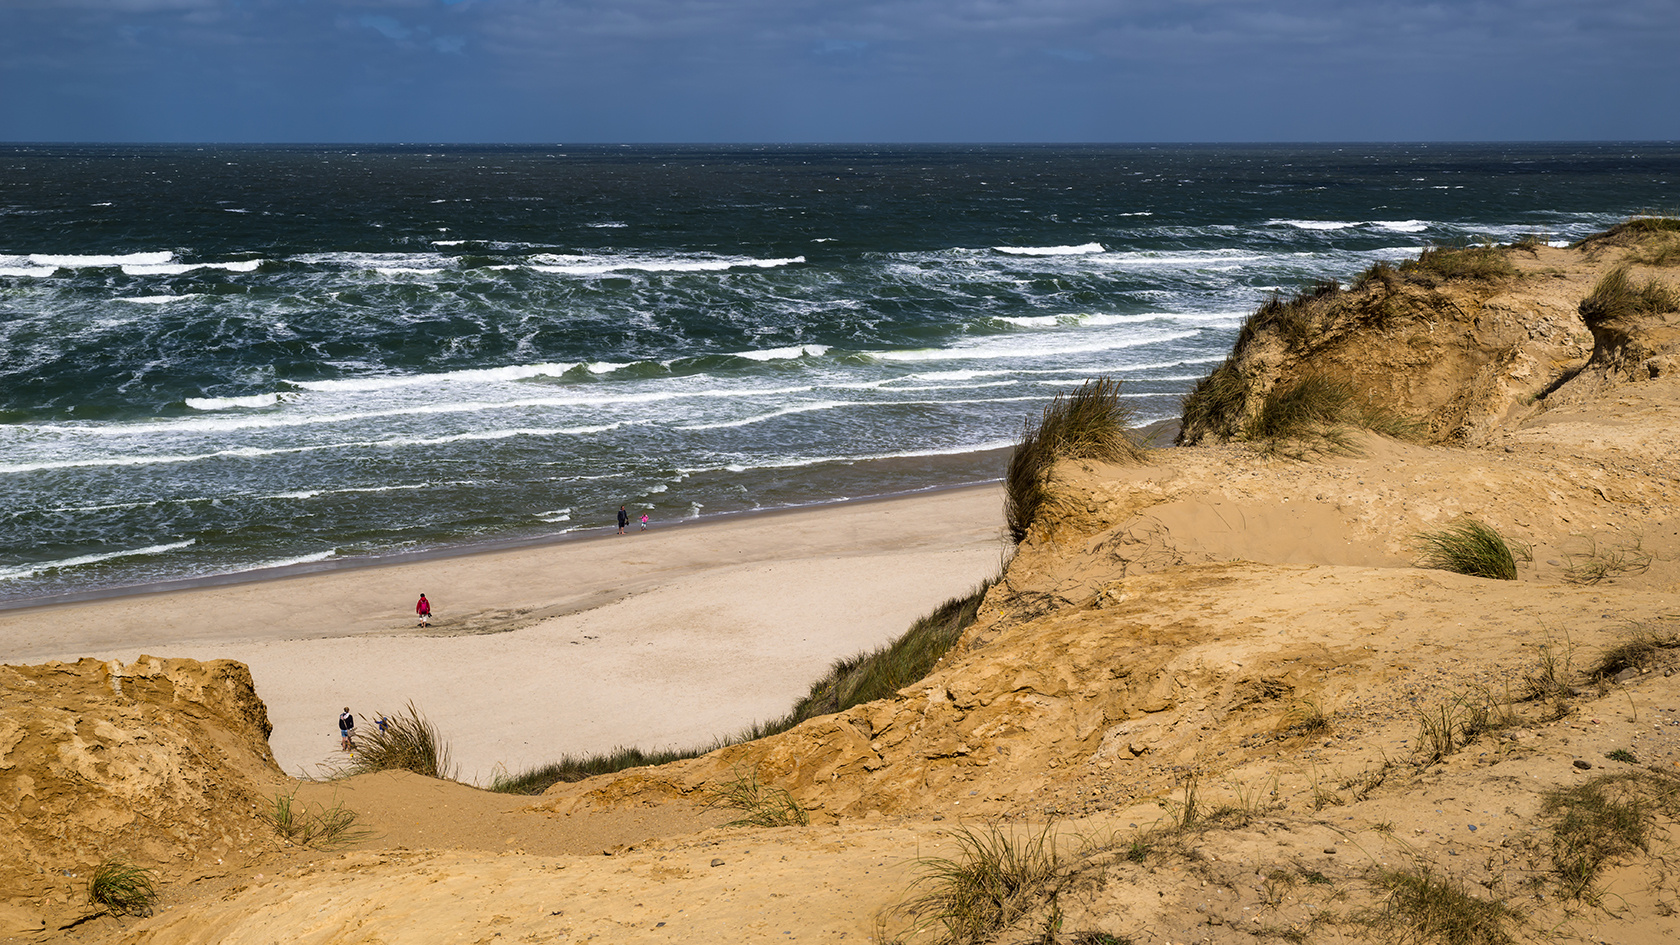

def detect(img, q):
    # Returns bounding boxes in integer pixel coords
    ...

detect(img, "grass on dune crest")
[1579,265,1680,323]
[1006,377,1146,544]
[1242,374,1423,457]
[339,702,457,780]
[1399,243,1517,282]
[86,859,160,918]
[489,580,995,795]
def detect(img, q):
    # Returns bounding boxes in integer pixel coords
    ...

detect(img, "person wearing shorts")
[339,708,355,751]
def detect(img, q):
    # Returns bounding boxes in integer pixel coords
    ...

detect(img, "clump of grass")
[1414,691,1517,764]
[1590,623,1680,679]
[1542,772,1680,900]
[1367,866,1519,945]
[1606,748,1638,764]
[1413,520,1519,580]
[1579,265,1680,324]
[262,789,371,848]
[1521,633,1578,711]
[1240,374,1422,456]
[1509,233,1548,253]
[894,822,1061,945]
[1242,279,1341,350]
[490,580,994,795]
[1399,243,1517,282]
[1177,361,1250,444]
[1281,699,1332,737]
[703,765,808,827]
[339,702,456,780]
[1006,377,1145,543]
[86,859,159,917]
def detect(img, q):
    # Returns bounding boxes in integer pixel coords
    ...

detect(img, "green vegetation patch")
[1413,519,1519,580]
[87,860,159,918]
[1399,243,1517,282]
[703,765,809,827]
[1579,265,1680,323]
[339,702,456,780]
[1006,376,1145,543]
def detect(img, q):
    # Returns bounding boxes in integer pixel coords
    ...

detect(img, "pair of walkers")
[616,506,650,534]
[338,708,387,751]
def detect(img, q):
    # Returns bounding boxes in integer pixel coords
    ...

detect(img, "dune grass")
[489,580,994,795]
[1543,771,1680,900]
[1578,265,1680,323]
[1399,243,1517,282]
[892,822,1062,945]
[1177,361,1250,443]
[1240,374,1422,456]
[86,859,159,918]
[1366,866,1519,945]
[339,702,456,780]
[1005,377,1145,543]
[262,788,371,848]
[1413,520,1519,580]
[703,765,809,827]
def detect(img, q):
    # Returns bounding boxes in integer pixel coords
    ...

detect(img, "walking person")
[416,593,432,627]
[339,707,355,752]
[639,512,649,531]
[617,505,629,535]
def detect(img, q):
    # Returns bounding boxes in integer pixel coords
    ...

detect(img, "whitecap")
[0,539,197,583]
[288,361,581,393]
[0,265,62,278]
[1372,220,1430,233]
[729,344,830,361]
[185,393,281,411]
[122,259,263,276]
[115,294,202,304]
[27,251,173,268]
[677,401,853,431]
[1269,220,1356,230]
[528,253,804,275]
[868,329,1200,363]
[374,267,446,276]
[993,242,1105,256]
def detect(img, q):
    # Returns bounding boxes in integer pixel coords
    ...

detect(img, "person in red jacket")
[416,593,432,627]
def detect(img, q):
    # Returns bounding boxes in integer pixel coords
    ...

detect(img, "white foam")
[115,294,202,304]
[993,242,1105,256]
[27,251,173,268]
[1270,220,1355,230]
[374,267,445,276]
[0,539,197,583]
[1372,220,1430,233]
[122,259,263,276]
[432,240,469,246]
[730,344,830,361]
[529,253,804,275]
[870,329,1199,363]
[536,509,573,523]
[677,401,853,431]
[289,362,582,393]
[0,265,61,278]
[678,438,1020,476]
[234,549,338,572]
[185,393,281,411]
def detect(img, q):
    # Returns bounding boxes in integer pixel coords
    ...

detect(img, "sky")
[2,0,1678,143]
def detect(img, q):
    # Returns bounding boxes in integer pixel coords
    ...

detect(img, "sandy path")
[0,486,1007,784]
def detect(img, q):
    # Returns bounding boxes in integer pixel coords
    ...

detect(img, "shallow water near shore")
[3,142,1678,600]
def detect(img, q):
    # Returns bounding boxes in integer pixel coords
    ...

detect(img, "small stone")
[1323,847,1337,855]
[710,858,725,867]
[1573,760,1592,770]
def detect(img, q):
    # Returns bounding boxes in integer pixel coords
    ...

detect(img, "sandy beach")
[0,485,1007,785]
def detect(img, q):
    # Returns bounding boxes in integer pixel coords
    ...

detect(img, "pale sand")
[0,485,1007,784]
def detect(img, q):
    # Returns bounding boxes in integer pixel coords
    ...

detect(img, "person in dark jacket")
[617,506,629,535]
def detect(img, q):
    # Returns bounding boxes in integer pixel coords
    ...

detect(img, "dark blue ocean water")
[2,142,1677,601]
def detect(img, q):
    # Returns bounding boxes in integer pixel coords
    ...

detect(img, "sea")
[2,142,1677,604]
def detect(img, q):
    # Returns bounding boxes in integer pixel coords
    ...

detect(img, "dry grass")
[1563,535,1654,585]
[1006,377,1145,543]
[1366,866,1519,945]
[1241,374,1422,457]
[1589,622,1680,680]
[1543,771,1680,900]
[1178,361,1250,443]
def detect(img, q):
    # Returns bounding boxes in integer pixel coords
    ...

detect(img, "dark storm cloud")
[0,0,1676,141]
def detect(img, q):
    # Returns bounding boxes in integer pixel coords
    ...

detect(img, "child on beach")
[339,708,355,751]
[640,512,649,531]
[416,593,431,627]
